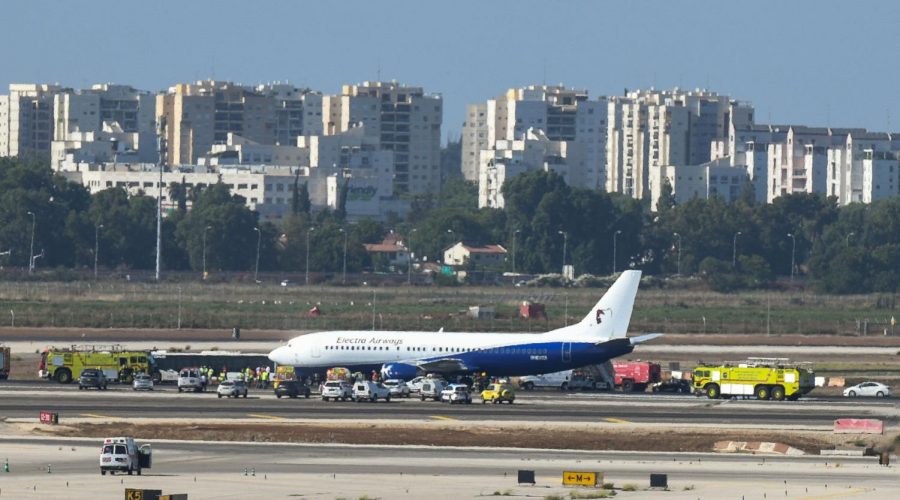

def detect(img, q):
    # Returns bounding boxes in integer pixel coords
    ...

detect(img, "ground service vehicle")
[99,437,151,476]
[383,379,411,397]
[177,367,205,392]
[481,382,515,404]
[0,345,10,380]
[420,378,448,401]
[132,373,154,391]
[353,380,391,402]
[518,370,595,391]
[441,383,473,404]
[322,381,352,401]
[40,345,153,384]
[692,358,815,400]
[274,380,310,399]
[217,379,248,398]
[79,368,109,390]
[651,378,691,393]
[613,361,661,392]
[844,381,891,398]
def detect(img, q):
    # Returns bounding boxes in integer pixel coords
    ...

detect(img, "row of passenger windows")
[324,345,549,355]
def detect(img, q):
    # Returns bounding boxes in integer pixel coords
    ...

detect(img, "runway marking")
[247,413,287,421]
[79,413,112,418]
[603,417,631,424]
[799,488,874,499]
[430,415,457,421]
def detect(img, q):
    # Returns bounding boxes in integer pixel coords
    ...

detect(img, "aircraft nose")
[268,346,290,365]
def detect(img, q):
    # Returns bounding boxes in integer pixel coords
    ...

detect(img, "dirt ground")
[35,421,869,455]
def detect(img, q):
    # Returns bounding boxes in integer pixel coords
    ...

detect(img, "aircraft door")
[562,342,572,363]
[311,340,321,358]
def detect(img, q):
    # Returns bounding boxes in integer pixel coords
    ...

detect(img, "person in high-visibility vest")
[261,370,269,389]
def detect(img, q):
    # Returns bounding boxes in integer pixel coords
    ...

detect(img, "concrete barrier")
[827,377,846,387]
[714,441,805,455]
[833,418,883,434]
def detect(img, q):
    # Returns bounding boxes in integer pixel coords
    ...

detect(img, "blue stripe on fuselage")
[294,339,634,378]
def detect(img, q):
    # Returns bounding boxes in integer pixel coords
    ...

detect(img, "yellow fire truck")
[692,358,815,401]
[39,345,155,384]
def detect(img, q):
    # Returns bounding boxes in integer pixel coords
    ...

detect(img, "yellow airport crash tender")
[692,358,815,400]
[40,345,154,384]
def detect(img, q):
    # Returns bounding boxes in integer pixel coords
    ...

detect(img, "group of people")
[195,365,275,388]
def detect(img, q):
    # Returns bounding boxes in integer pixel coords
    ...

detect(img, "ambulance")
[99,437,152,476]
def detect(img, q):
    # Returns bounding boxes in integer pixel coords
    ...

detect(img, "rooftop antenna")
[542,59,547,86]
[377,60,381,82]
[887,109,891,132]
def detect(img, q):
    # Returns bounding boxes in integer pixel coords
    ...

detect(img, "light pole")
[26,211,35,274]
[407,228,417,286]
[305,227,315,285]
[846,232,855,247]
[732,231,743,268]
[787,232,796,281]
[558,230,568,276]
[512,229,521,274]
[202,225,212,279]
[253,227,261,282]
[612,229,623,274]
[94,223,103,280]
[339,228,348,284]
[673,232,682,276]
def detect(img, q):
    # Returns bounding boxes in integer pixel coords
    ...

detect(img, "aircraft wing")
[415,358,472,374]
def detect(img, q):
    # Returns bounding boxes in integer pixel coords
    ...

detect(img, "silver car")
[132,373,154,391]
[843,381,891,398]
[383,379,411,398]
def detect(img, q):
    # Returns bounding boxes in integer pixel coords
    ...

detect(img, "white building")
[467,85,608,207]
[52,84,158,168]
[607,88,751,201]
[443,242,507,268]
[478,129,572,208]
[0,84,65,158]
[323,81,442,195]
[652,157,750,208]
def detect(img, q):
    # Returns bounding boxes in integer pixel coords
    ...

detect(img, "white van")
[519,370,596,391]
[420,378,449,401]
[177,367,204,392]
[99,437,151,476]
[352,380,391,402]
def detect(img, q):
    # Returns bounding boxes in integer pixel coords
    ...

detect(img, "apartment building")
[466,85,609,207]
[826,131,900,204]
[50,84,158,169]
[607,88,751,200]
[323,81,442,195]
[156,80,320,167]
[651,157,749,209]
[0,84,66,158]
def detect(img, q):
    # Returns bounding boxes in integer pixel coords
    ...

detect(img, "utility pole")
[94,223,103,280]
[26,211,35,274]
[155,119,165,282]
[253,227,261,282]
[787,232,796,281]
[340,228,348,285]
[673,232,682,275]
[732,231,742,268]
[613,229,622,274]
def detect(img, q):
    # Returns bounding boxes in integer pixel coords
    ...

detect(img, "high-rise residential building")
[466,85,609,207]
[0,84,66,158]
[826,131,900,204]
[606,88,751,200]
[156,80,319,167]
[51,84,158,169]
[323,81,442,195]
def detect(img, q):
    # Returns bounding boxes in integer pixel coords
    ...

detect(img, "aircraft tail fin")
[579,270,642,341]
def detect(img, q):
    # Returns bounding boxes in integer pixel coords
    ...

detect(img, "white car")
[407,376,427,393]
[132,373,154,391]
[352,380,392,402]
[383,379,411,398]
[321,381,352,401]
[217,379,248,398]
[844,381,891,398]
[441,384,472,404]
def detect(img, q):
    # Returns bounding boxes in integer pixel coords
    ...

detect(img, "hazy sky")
[4,1,898,139]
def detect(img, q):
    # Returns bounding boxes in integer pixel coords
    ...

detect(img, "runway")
[0,435,894,499]
[1,381,896,427]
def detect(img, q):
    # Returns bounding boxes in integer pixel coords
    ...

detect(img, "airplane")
[268,270,661,380]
